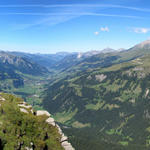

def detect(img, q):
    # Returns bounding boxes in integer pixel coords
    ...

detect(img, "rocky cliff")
[0,93,74,150]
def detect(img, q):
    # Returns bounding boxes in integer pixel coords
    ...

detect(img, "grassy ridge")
[0,93,64,150]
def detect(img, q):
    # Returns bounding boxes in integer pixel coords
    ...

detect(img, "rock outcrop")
[35,110,75,150]
[36,110,51,117]
[0,96,5,101]
[0,93,74,150]
[0,93,75,150]
[16,99,75,150]
[95,74,107,82]
[145,89,149,98]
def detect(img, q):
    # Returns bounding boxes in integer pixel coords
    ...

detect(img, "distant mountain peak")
[77,52,82,59]
[101,48,115,53]
[117,48,126,52]
[134,40,150,49]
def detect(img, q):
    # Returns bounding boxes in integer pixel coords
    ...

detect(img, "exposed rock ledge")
[0,94,75,150]
[17,102,75,150]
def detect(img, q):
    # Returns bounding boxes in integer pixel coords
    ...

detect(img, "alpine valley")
[1,40,150,150]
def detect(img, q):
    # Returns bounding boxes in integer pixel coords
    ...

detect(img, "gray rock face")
[18,104,32,109]
[36,110,75,149]
[25,147,33,150]
[46,117,55,126]
[55,123,75,150]
[95,74,107,82]
[18,102,33,114]
[18,101,75,150]
[0,96,5,101]
[56,124,63,135]
[36,110,51,117]
[20,108,29,114]
[61,141,75,150]
[145,89,149,97]
[61,134,68,142]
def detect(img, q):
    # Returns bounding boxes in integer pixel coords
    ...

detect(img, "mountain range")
[0,40,150,150]
[42,40,150,150]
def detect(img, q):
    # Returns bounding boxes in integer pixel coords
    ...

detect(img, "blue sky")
[0,0,150,53]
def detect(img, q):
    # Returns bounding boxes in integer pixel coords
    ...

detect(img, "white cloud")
[100,27,109,32]
[94,27,109,36]
[94,31,99,35]
[133,28,150,34]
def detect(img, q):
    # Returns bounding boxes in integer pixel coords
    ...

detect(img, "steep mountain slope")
[53,40,150,75]
[52,50,119,72]
[117,40,150,62]
[130,40,150,51]
[73,40,150,72]
[0,51,48,75]
[0,51,51,109]
[10,51,70,68]
[43,42,150,150]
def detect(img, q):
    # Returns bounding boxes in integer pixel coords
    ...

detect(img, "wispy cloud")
[0,12,145,19]
[132,27,150,34]
[0,4,150,13]
[12,15,79,30]
[1,4,149,30]
[9,12,144,30]
[85,13,144,19]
